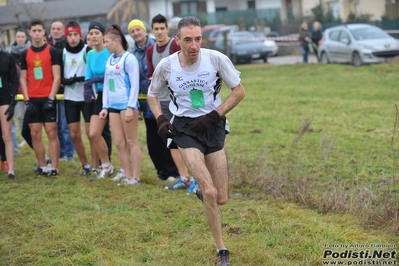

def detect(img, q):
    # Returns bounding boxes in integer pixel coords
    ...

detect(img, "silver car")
[213,31,269,64]
[318,24,399,67]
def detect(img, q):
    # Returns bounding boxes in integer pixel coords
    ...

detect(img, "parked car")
[208,25,239,49]
[213,31,269,64]
[201,24,225,48]
[318,24,399,67]
[250,31,279,56]
[266,31,280,38]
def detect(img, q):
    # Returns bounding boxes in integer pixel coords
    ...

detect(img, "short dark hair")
[176,16,201,38]
[29,19,45,30]
[151,14,168,28]
[66,21,80,28]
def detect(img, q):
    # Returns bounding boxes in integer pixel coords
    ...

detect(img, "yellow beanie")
[128,19,147,33]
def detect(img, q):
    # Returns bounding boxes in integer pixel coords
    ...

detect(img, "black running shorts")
[172,115,226,155]
[27,97,57,123]
[65,100,94,124]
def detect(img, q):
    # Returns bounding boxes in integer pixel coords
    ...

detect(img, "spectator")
[84,34,94,48]
[0,45,19,179]
[61,21,94,176]
[99,24,141,185]
[10,29,30,148]
[128,18,180,182]
[49,21,75,162]
[146,13,197,192]
[312,21,323,62]
[85,21,114,178]
[20,19,61,177]
[299,22,311,63]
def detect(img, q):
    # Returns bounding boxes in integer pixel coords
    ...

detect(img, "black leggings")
[0,123,6,161]
[21,111,33,149]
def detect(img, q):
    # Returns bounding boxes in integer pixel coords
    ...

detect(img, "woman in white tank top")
[99,24,142,185]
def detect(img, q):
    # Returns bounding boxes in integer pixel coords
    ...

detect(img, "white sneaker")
[97,164,114,179]
[91,168,100,176]
[165,176,177,181]
[18,140,27,147]
[157,176,177,182]
[118,177,140,186]
[111,169,125,181]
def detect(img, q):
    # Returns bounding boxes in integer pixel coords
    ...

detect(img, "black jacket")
[312,30,323,46]
[299,29,311,48]
[0,49,19,103]
[50,38,67,93]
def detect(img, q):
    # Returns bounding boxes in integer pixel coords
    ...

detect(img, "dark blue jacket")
[130,36,155,95]
[130,36,155,118]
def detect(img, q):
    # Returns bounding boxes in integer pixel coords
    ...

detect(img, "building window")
[355,3,360,16]
[215,7,227,12]
[173,1,206,16]
[248,1,255,10]
[181,1,198,15]
[328,1,340,19]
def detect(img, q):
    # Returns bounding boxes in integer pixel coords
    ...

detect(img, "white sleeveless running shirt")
[63,44,88,101]
[149,48,241,118]
[103,51,140,110]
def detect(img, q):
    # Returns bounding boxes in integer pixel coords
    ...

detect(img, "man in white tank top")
[147,13,196,192]
[61,21,94,176]
[147,16,246,266]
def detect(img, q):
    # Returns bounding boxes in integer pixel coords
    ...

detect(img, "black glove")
[62,76,75,86]
[4,104,15,121]
[189,110,221,133]
[63,74,85,85]
[44,97,55,110]
[25,100,37,116]
[73,76,85,82]
[156,115,175,139]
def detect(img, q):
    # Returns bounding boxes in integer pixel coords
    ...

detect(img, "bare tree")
[106,0,149,25]
[14,2,47,28]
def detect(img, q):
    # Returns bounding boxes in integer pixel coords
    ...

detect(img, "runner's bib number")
[34,67,43,80]
[190,89,205,109]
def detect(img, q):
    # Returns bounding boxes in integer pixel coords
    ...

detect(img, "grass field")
[1,62,398,265]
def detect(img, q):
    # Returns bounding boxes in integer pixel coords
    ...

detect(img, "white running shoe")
[97,164,114,179]
[118,177,140,186]
[111,169,126,181]
[18,140,27,147]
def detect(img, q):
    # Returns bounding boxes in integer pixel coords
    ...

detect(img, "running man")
[147,16,245,266]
